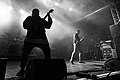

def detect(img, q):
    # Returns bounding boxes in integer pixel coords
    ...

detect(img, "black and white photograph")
[0,0,120,80]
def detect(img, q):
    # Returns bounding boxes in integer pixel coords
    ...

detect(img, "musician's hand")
[82,37,84,40]
[80,37,84,41]
[48,14,52,20]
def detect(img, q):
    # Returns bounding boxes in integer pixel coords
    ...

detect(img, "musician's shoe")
[70,61,74,64]
[16,69,25,77]
[79,61,85,63]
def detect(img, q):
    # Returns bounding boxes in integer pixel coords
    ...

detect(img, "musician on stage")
[16,8,53,76]
[69,30,84,64]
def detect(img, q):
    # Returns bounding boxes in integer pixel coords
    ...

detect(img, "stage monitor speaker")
[25,59,67,80]
[97,71,120,80]
[104,58,120,71]
[0,58,7,80]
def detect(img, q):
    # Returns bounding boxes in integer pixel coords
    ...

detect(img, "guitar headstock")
[48,9,54,14]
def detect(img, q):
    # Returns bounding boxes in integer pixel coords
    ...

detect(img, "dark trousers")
[20,41,51,70]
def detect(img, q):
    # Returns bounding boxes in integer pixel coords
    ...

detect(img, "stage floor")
[5,60,105,80]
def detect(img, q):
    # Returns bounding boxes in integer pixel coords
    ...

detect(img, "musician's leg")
[78,51,85,63]
[39,44,51,59]
[70,51,75,62]
[16,42,34,76]
[78,51,81,62]
[70,43,76,64]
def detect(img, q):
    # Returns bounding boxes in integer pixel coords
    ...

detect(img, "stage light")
[36,0,53,8]
[55,2,59,6]
[19,9,26,16]
[19,9,29,35]
[69,8,73,11]
[19,9,29,23]
[79,5,109,21]
[0,2,12,25]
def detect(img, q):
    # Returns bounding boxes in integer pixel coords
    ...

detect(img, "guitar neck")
[43,13,49,19]
[43,9,54,19]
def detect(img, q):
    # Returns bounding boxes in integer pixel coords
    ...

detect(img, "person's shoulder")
[74,33,77,36]
[24,16,32,21]
[73,33,76,37]
[27,16,32,19]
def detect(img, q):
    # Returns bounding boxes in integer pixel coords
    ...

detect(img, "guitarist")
[69,30,84,64]
[16,8,53,76]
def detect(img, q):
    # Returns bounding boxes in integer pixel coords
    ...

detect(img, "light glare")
[0,2,12,25]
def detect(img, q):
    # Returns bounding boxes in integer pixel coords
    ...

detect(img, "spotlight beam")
[79,5,110,21]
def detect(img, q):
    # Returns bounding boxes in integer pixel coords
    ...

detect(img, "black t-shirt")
[23,16,52,39]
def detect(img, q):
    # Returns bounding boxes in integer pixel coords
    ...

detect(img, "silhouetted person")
[16,8,53,76]
[69,30,84,64]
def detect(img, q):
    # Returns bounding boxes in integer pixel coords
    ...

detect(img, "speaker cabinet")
[109,23,120,57]
[109,24,120,38]
[25,59,67,80]
[104,58,120,71]
[0,58,7,80]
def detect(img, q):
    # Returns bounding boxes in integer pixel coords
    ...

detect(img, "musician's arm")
[23,16,32,29]
[43,15,53,29]
[47,15,53,28]
[80,37,84,42]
